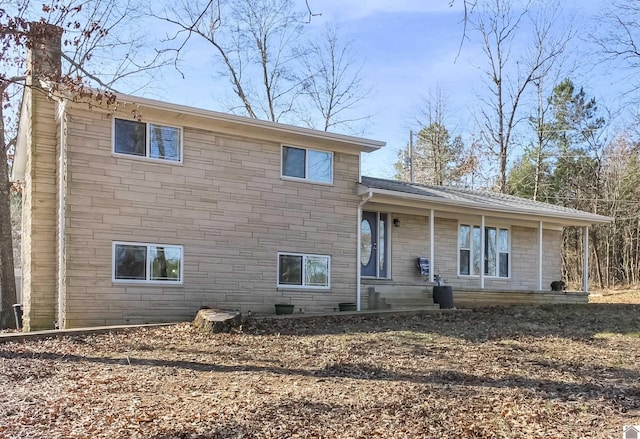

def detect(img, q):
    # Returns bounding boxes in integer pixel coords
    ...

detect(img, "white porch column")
[429,209,435,283]
[583,226,589,293]
[538,221,543,291]
[480,215,485,289]
[356,207,362,311]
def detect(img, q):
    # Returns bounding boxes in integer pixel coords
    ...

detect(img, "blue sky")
[145,0,624,180]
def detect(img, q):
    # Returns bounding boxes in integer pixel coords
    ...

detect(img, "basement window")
[113,242,183,284]
[277,253,330,289]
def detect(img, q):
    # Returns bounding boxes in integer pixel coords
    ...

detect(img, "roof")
[97,91,385,153]
[359,176,612,226]
[12,86,385,182]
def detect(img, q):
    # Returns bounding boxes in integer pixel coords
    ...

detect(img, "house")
[12,25,611,330]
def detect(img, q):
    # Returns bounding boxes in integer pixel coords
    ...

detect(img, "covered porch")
[356,177,612,310]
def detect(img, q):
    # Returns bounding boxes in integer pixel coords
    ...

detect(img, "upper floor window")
[114,118,182,163]
[281,145,333,183]
[459,224,510,278]
[113,241,183,284]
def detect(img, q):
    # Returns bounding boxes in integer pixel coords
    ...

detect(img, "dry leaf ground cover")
[1,299,639,438]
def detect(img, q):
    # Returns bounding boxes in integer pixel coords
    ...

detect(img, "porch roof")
[359,176,612,227]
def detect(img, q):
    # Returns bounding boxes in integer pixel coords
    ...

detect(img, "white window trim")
[112,118,184,164]
[112,241,184,285]
[277,252,331,290]
[457,223,511,279]
[280,144,334,185]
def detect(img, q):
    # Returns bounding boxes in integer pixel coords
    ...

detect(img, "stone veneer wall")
[21,88,59,330]
[386,214,562,291]
[61,106,361,327]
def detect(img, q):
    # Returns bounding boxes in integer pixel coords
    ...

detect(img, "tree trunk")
[591,230,604,289]
[0,102,17,329]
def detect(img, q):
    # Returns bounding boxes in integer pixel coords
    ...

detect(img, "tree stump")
[193,308,242,333]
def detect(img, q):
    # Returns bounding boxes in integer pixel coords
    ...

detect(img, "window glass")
[114,119,146,156]
[378,214,386,273]
[499,253,509,278]
[114,244,146,280]
[473,226,481,275]
[305,256,329,287]
[499,229,509,253]
[150,124,181,161]
[282,146,306,178]
[307,149,333,183]
[150,246,182,281]
[459,225,470,248]
[485,227,497,276]
[279,254,302,285]
[360,219,372,266]
[460,249,470,275]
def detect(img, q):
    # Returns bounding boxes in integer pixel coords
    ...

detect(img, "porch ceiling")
[359,176,612,228]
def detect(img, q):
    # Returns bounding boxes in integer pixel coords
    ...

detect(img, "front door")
[361,211,388,278]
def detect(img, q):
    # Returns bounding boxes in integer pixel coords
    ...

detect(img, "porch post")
[356,206,363,311]
[429,209,435,283]
[538,221,543,291]
[583,226,589,293]
[480,215,485,289]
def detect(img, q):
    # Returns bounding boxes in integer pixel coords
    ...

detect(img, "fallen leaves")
[0,303,639,438]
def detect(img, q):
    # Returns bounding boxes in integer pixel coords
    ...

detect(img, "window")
[281,145,333,183]
[114,118,182,162]
[458,224,510,278]
[277,253,330,289]
[113,242,183,283]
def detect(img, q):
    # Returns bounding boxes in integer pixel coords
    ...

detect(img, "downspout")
[56,100,67,329]
[356,191,373,311]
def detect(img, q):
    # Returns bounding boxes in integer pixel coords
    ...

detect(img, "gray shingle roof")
[360,176,612,225]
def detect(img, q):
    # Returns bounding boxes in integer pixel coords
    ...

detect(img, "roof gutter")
[360,186,613,226]
[64,90,386,153]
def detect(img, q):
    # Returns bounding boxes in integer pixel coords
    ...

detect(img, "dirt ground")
[1,294,639,438]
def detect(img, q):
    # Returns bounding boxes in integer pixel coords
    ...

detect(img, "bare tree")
[470,0,572,193]
[0,0,169,329]
[155,0,307,122]
[298,25,371,132]
[595,1,640,93]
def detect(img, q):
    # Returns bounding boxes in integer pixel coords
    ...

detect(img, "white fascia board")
[359,186,613,226]
[65,92,385,154]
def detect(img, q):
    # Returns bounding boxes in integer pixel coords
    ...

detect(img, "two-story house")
[12,25,610,330]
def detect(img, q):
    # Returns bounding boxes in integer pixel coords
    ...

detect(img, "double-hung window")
[114,118,182,162]
[113,242,183,284]
[281,145,333,183]
[459,225,510,278]
[278,253,330,289]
